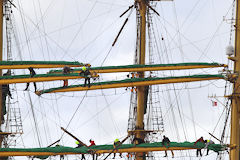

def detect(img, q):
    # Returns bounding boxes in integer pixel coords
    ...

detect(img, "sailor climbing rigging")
[1,72,12,124]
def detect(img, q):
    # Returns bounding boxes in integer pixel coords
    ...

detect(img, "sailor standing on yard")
[162,135,174,158]
[24,67,37,92]
[79,66,91,88]
[113,139,122,159]
[204,139,219,156]
[76,141,86,160]
[62,66,72,87]
[89,139,97,160]
[194,136,205,157]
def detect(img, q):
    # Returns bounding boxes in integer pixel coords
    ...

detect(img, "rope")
[172,1,185,62]
[229,0,236,45]
[28,92,42,147]
[59,91,88,140]
[38,98,52,146]
[101,89,121,137]
[100,46,113,66]
[187,89,197,140]
[173,86,189,141]
[77,92,126,129]
[198,0,237,61]
[100,6,134,66]
[60,0,98,60]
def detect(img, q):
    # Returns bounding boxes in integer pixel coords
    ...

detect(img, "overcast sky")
[4,0,235,159]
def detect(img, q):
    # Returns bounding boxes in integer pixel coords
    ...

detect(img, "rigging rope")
[60,0,98,60]
[229,0,236,45]
[59,91,88,141]
[101,89,121,137]
[101,46,113,66]
[100,6,134,66]
[38,98,52,147]
[28,92,42,147]
[172,1,185,62]
[173,86,188,141]
[187,89,197,140]
[77,92,126,130]
[220,100,231,144]
[198,0,237,61]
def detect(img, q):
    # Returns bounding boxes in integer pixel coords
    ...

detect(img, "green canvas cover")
[0,61,84,65]
[39,74,224,94]
[0,142,227,160]
[0,73,82,80]
[49,62,224,73]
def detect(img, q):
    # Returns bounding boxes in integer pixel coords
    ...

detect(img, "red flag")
[212,101,217,107]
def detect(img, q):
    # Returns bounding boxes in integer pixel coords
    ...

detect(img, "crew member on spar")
[24,67,37,92]
[79,66,91,88]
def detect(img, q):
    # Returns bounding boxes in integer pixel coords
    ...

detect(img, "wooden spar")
[37,75,224,94]
[120,5,134,17]
[112,18,129,47]
[0,63,225,85]
[0,64,89,69]
[96,146,200,154]
[47,139,61,147]
[230,0,240,159]
[0,145,225,157]
[103,135,130,160]
[0,74,99,85]
[60,127,88,148]
[0,65,225,86]
[208,133,222,143]
[50,64,227,74]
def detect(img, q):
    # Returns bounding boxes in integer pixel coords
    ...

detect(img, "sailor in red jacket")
[89,139,97,160]
[63,66,71,87]
[194,137,205,157]
[89,139,96,147]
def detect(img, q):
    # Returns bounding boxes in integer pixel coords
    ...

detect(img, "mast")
[135,0,146,159]
[230,0,240,159]
[0,0,4,145]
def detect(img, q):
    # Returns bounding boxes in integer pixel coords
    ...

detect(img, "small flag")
[212,101,217,107]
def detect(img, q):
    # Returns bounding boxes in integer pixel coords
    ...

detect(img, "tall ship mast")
[231,0,240,159]
[0,0,4,153]
[127,1,165,160]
